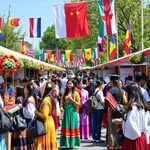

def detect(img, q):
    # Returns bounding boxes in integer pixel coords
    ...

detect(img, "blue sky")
[0,0,64,49]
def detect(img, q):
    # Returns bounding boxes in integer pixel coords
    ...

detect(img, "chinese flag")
[52,2,90,38]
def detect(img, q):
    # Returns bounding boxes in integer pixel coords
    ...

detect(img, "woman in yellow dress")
[34,82,58,150]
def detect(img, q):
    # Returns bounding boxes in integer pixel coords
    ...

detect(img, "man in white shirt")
[135,72,150,103]
[61,73,68,90]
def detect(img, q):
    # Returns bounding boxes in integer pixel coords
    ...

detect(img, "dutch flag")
[29,18,41,38]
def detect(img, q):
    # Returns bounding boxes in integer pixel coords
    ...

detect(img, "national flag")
[98,34,106,52]
[46,50,52,58]
[9,18,20,27]
[70,51,73,64]
[21,37,26,54]
[109,35,117,60]
[0,18,2,40]
[36,50,44,59]
[84,49,92,61]
[65,50,72,59]
[29,18,41,38]
[97,0,117,36]
[50,54,54,62]
[26,50,34,57]
[56,50,62,62]
[124,21,131,56]
[52,2,89,38]
[92,48,100,60]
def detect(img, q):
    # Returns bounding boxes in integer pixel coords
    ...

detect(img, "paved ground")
[57,127,107,150]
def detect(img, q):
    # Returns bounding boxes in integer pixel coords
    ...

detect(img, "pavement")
[57,127,107,150]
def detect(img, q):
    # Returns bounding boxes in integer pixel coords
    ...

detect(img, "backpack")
[87,90,100,112]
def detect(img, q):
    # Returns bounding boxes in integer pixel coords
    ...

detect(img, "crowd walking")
[0,70,150,150]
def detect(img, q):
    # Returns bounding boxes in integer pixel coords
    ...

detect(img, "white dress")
[122,105,150,144]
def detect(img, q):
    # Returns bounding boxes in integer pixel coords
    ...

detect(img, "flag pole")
[141,0,144,50]
[116,11,119,59]
[107,36,109,62]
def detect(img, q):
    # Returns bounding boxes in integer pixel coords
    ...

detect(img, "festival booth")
[81,48,150,83]
[0,46,65,150]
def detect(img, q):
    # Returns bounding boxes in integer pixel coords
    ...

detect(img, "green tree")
[40,25,72,50]
[0,7,25,52]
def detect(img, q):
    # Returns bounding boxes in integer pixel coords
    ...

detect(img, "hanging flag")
[9,18,20,27]
[46,50,52,58]
[97,0,117,36]
[0,18,2,40]
[56,50,61,62]
[52,2,89,38]
[29,18,41,38]
[26,50,35,57]
[109,35,117,61]
[36,50,44,60]
[84,49,92,61]
[80,50,85,64]
[70,51,73,64]
[65,50,72,59]
[93,48,100,60]
[98,34,106,52]
[124,21,131,56]
[21,37,26,54]
[50,54,54,62]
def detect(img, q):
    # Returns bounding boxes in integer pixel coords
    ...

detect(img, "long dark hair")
[15,85,25,99]
[112,80,123,98]
[63,79,76,101]
[124,82,149,111]
[25,83,38,108]
[43,82,55,112]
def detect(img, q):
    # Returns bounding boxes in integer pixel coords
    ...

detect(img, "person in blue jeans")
[91,80,105,143]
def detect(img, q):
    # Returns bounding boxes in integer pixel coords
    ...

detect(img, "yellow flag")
[65,50,71,59]
[50,54,54,62]
[84,49,92,60]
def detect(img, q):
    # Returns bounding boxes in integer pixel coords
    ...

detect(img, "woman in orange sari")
[34,83,58,150]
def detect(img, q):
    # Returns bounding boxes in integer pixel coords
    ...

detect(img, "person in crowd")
[112,82,150,150]
[11,85,26,150]
[82,78,88,88]
[0,95,6,150]
[16,78,23,86]
[34,83,58,150]
[30,79,42,102]
[60,79,81,149]
[91,80,105,143]
[78,80,90,139]
[91,72,97,83]
[61,73,68,90]
[2,76,14,98]
[135,72,150,104]
[23,83,37,150]
[107,75,123,150]
[50,77,60,129]
[22,77,30,87]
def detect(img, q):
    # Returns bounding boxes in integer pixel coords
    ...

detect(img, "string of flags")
[0,0,131,64]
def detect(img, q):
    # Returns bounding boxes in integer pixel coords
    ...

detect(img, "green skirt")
[60,102,80,148]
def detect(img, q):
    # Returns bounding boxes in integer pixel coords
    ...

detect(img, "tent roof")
[82,48,150,70]
[0,46,65,71]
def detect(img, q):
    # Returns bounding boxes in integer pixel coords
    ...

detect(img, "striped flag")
[21,37,26,54]
[92,48,100,60]
[29,18,41,38]
[124,21,131,56]
[97,0,117,36]
[109,35,117,60]
[0,18,2,40]
[98,34,106,52]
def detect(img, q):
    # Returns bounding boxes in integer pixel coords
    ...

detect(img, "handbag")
[28,115,47,139]
[0,107,13,133]
[11,114,27,132]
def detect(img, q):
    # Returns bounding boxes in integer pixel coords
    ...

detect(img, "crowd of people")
[0,70,150,150]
